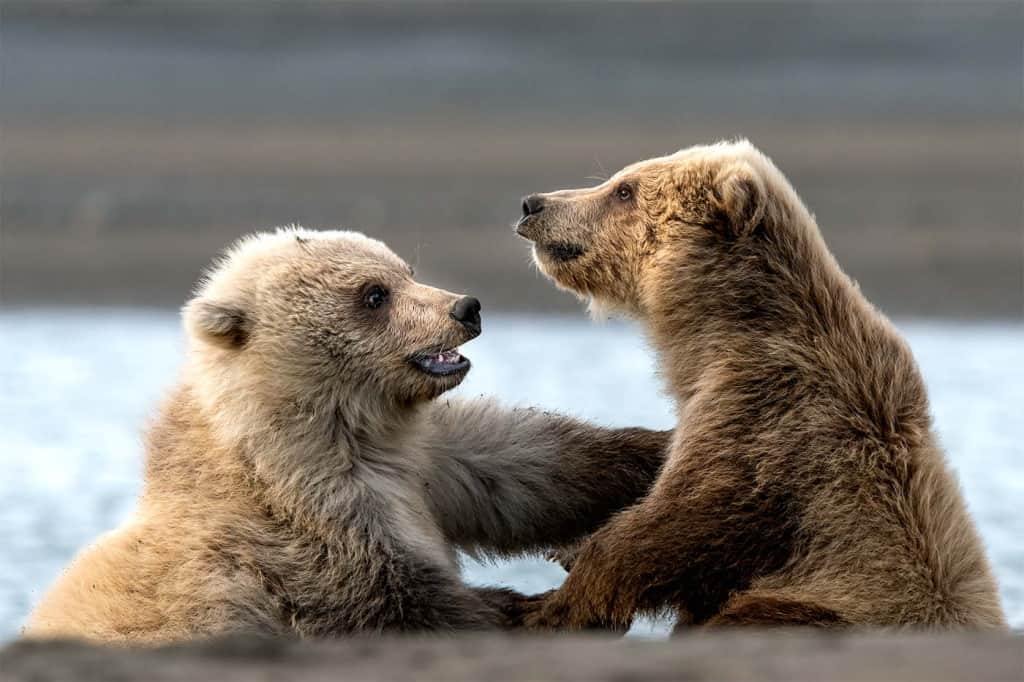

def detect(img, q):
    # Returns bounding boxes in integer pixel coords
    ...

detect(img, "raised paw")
[545,540,585,572]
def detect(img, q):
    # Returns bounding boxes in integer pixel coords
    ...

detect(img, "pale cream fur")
[26,228,669,643]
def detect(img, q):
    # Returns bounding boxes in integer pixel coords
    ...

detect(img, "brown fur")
[24,228,670,644]
[515,141,1006,630]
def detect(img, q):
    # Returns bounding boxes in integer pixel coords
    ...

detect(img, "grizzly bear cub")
[515,141,1006,629]
[25,228,668,644]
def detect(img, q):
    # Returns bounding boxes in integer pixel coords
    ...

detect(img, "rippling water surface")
[1,310,1021,638]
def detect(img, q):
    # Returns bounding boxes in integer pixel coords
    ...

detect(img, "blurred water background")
[1,311,1022,637]
[1,1,1022,639]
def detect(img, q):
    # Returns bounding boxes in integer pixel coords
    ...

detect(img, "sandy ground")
[1,2,1021,317]
[3,633,1023,681]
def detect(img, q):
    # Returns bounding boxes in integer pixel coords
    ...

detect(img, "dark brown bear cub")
[516,140,1006,630]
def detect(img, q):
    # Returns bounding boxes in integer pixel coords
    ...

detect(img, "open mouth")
[516,218,585,262]
[515,215,536,238]
[409,348,471,377]
[546,242,586,262]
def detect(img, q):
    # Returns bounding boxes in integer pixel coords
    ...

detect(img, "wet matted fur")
[24,228,669,644]
[515,141,1006,630]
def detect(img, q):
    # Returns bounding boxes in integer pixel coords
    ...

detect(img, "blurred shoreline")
[1,2,1021,317]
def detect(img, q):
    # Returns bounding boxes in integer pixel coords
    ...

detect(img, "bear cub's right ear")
[709,160,767,239]
[184,298,250,349]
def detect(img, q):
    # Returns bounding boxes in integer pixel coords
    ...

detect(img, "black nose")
[522,194,545,217]
[450,296,482,334]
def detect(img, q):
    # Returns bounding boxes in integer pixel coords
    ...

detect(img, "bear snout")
[516,196,548,241]
[450,296,482,337]
[522,194,545,218]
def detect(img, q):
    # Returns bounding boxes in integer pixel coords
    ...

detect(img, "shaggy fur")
[24,228,669,644]
[515,141,1006,630]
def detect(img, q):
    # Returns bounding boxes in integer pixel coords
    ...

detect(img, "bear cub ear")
[184,298,250,349]
[709,160,767,238]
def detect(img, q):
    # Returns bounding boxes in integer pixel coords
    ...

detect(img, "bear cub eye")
[615,184,634,202]
[362,284,390,310]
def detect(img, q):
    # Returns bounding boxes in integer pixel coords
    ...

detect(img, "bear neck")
[149,373,427,540]
[640,216,930,443]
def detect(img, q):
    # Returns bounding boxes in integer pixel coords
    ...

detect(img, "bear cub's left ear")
[183,297,250,349]
[709,160,767,238]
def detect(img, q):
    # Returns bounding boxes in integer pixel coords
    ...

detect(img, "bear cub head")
[516,140,804,318]
[184,228,481,409]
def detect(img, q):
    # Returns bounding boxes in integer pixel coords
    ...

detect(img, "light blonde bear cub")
[26,228,667,644]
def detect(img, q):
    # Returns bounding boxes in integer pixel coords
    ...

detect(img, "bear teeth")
[410,348,468,377]
[435,349,461,364]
